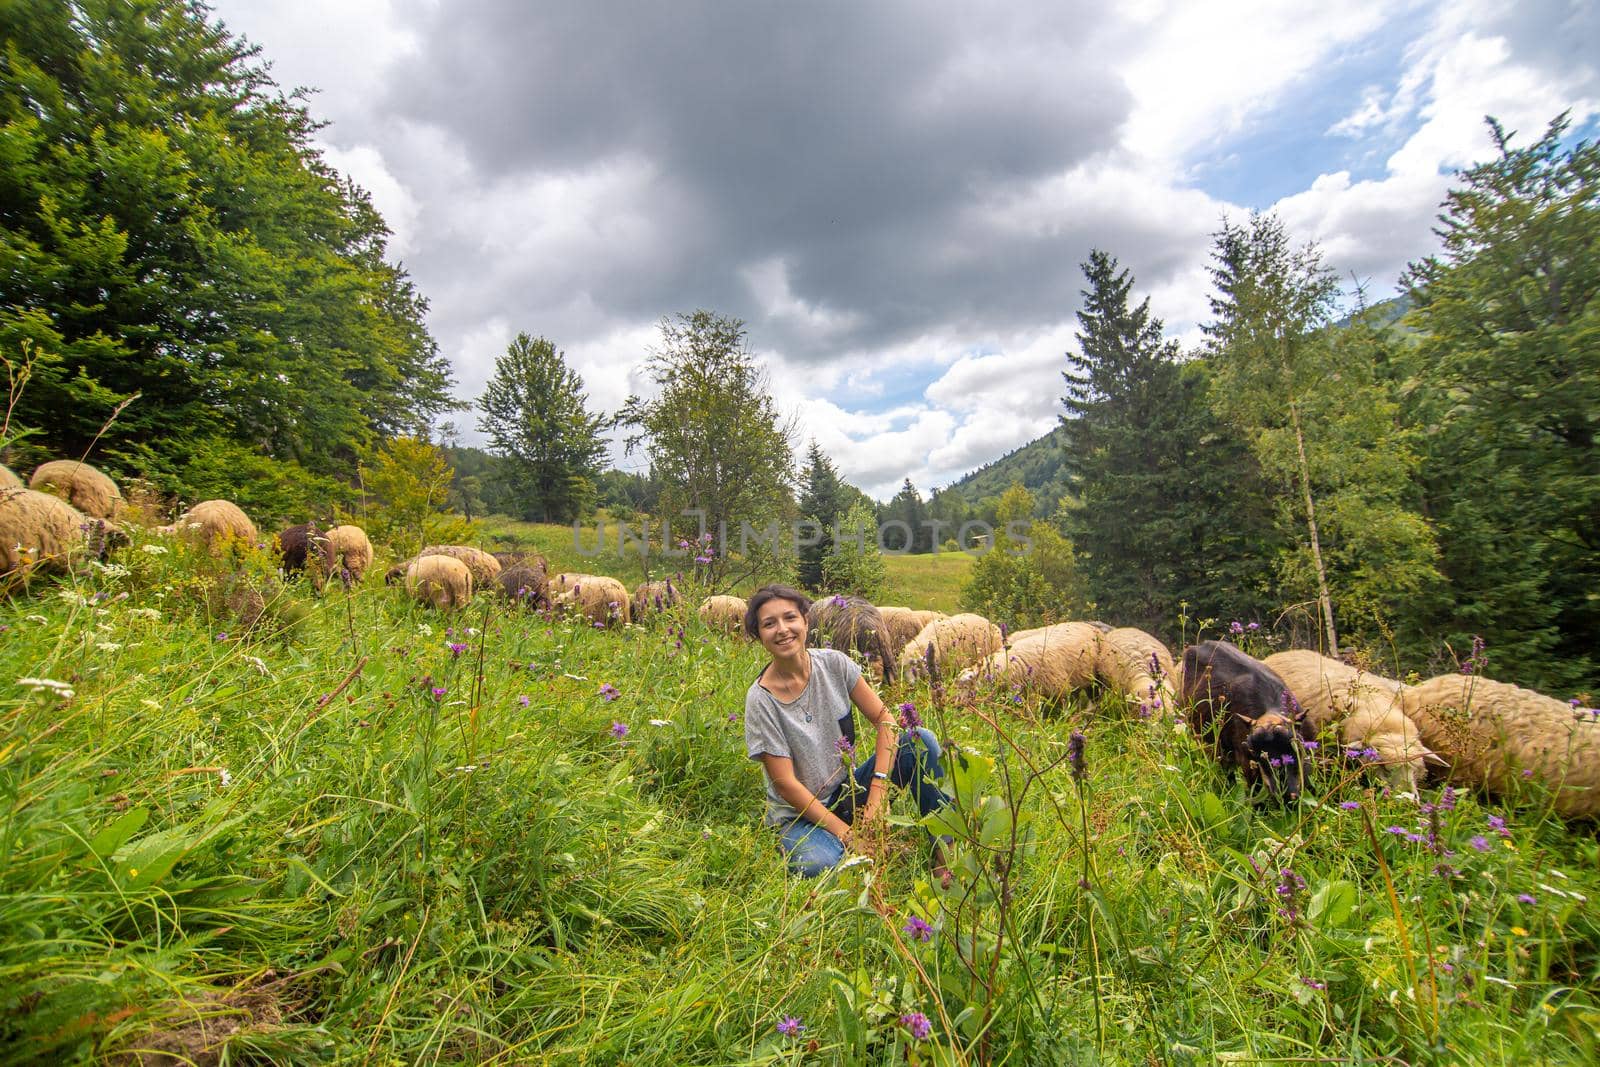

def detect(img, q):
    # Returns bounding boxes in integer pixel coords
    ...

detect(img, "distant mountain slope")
[945,423,1071,515]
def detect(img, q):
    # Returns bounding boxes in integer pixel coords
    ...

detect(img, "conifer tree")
[796,441,846,589]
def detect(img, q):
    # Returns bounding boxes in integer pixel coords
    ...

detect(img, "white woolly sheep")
[1,464,22,490]
[404,554,473,611]
[159,499,258,550]
[552,572,632,627]
[1264,649,1438,791]
[876,606,929,661]
[631,579,682,621]
[1,488,97,577]
[899,612,1004,682]
[698,594,749,635]
[1403,674,1600,820]
[1094,627,1178,713]
[960,622,1103,702]
[29,460,125,520]
[318,525,373,585]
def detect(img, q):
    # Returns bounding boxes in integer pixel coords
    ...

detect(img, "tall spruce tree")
[1401,116,1599,691]
[0,0,454,478]
[796,441,847,589]
[477,334,607,524]
[884,478,931,553]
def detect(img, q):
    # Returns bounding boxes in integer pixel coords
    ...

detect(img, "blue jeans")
[777,727,951,878]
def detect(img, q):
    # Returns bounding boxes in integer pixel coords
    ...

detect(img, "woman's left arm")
[851,676,897,823]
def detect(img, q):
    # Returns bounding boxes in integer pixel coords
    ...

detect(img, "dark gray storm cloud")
[381,0,1134,362]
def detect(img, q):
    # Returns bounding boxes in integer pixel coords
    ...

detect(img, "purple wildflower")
[610,721,629,739]
[1518,893,1537,905]
[599,683,620,702]
[214,632,228,641]
[1299,976,1327,991]
[1340,800,1361,810]
[1229,620,1244,635]
[1302,740,1319,751]
[1386,825,1408,836]
[900,1012,932,1041]
[1468,835,1490,852]
[727,711,739,723]
[1068,730,1086,783]
[898,701,921,730]
[448,641,468,657]
[1247,621,1260,631]
[430,686,447,699]
[903,915,933,942]
[518,694,530,707]
[835,736,854,759]
[776,1015,805,1037]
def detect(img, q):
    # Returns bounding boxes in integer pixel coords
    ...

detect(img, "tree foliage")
[356,437,472,556]
[796,441,847,590]
[961,483,1089,629]
[821,501,887,600]
[620,310,794,554]
[1204,216,1437,655]
[0,0,455,482]
[1058,251,1280,638]
[1401,115,1599,690]
[477,333,606,524]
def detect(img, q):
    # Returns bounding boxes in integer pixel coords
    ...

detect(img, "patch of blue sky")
[1186,11,1434,208]
[823,342,1001,415]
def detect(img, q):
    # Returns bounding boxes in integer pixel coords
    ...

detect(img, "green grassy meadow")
[2,534,1597,1064]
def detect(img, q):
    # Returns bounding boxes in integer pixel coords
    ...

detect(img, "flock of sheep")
[4,460,1597,822]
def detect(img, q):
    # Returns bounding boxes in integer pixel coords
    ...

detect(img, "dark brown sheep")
[1182,640,1313,802]
[808,594,895,682]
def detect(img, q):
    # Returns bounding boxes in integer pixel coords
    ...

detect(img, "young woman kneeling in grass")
[742,584,952,882]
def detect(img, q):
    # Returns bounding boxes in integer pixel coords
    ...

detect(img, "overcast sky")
[206,0,1598,500]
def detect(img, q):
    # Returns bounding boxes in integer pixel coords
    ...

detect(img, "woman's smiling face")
[755,596,808,659]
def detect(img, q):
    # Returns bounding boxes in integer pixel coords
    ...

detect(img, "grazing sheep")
[1,488,101,577]
[960,622,1103,701]
[899,613,1004,682]
[1095,627,1178,712]
[491,552,550,608]
[1402,674,1600,820]
[1,464,23,490]
[1264,650,1440,791]
[630,578,681,621]
[276,522,322,574]
[28,459,124,520]
[808,595,894,680]
[1181,641,1312,802]
[551,572,632,627]
[876,606,929,661]
[319,525,373,584]
[386,545,502,588]
[698,594,749,635]
[404,554,473,611]
[159,499,258,550]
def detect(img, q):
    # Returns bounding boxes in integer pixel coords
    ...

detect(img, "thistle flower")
[898,701,921,730]
[1339,800,1361,810]
[903,915,933,943]
[1068,730,1086,782]
[447,641,469,657]
[775,1015,805,1037]
[610,721,629,739]
[1468,835,1490,852]
[599,683,620,702]
[899,1012,932,1040]
[430,686,447,700]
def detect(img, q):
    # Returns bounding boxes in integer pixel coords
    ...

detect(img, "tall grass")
[1,536,1595,1063]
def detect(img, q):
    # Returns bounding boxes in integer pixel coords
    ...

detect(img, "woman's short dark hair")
[745,584,812,639]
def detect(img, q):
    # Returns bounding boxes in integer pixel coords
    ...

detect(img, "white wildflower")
[89,560,129,578]
[465,627,480,636]
[140,699,161,711]
[415,622,433,636]
[140,543,169,555]
[18,677,74,699]
[836,854,874,870]
[454,764,479,773]
[96,642,123,652]
[128,608,161,620]
[562,672,589,681]
[25,614,48,624]
[648,718,673,727]
[57,588,91,606]
[218,768,233,788]
[243,655,271,676]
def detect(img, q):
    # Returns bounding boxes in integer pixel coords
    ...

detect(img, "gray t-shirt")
[745,648,863,826]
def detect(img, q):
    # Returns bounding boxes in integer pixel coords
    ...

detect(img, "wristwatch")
[872,771,889,781]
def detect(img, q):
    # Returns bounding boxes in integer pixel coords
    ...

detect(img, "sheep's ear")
[1423,750,1449,767]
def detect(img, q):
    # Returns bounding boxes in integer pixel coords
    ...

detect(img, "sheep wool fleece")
[745,648,862,827]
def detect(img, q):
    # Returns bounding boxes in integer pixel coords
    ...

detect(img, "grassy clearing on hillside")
[2,537,1597,1064]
